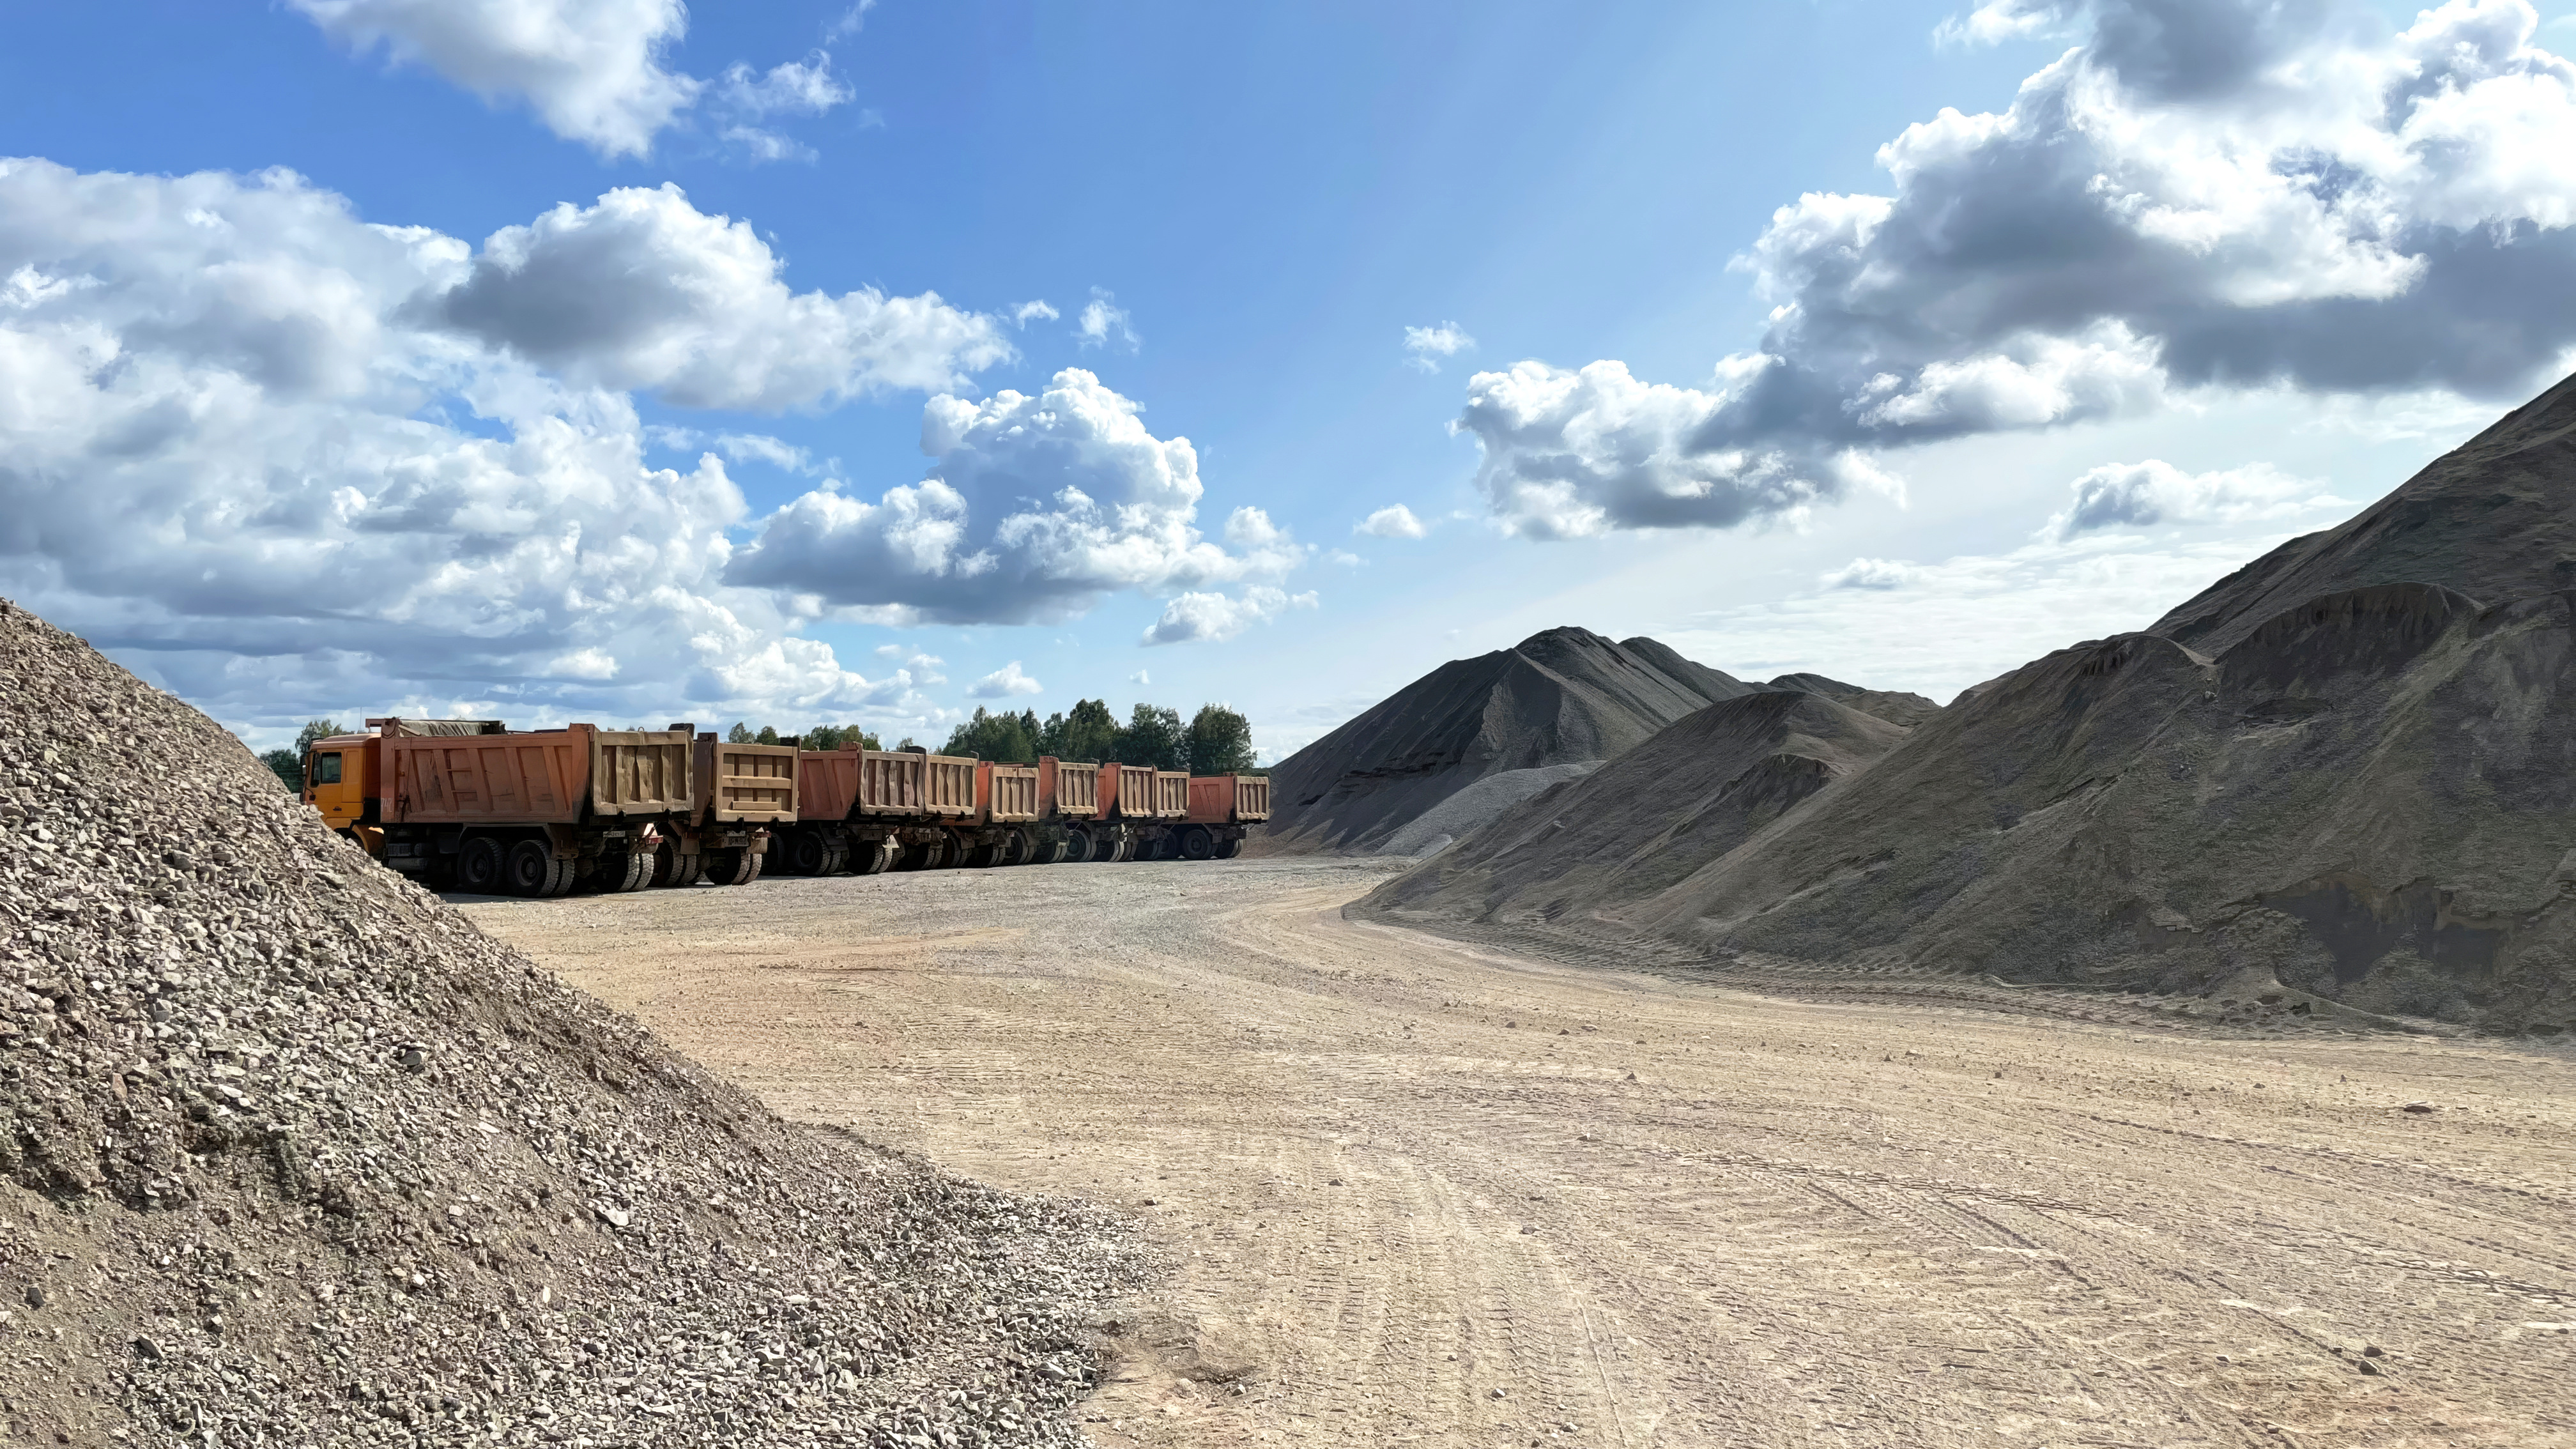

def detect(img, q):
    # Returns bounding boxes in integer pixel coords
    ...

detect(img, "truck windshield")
[311,752,342,785]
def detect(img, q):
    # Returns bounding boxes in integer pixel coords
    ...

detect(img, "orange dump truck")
[652,728,798,887]
[772,746,975,876]
[302,719,693,897]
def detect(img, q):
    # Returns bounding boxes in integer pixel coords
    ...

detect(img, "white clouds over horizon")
[1142,586,1318,646]
[2047,459,2342,538]
[725,367,1311,631]
[1462,0,2576,540]
[0,158,1295,749]
[1356,505,1428,539]
[967,660,1043,698]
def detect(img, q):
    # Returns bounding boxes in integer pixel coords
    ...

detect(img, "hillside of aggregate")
[1363,374,2576,1038]
[0,599,1144,1446]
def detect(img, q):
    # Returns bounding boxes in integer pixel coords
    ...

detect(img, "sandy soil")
[459,857,2576,1449]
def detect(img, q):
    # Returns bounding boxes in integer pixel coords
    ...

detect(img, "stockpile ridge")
[0,599,1144,1446]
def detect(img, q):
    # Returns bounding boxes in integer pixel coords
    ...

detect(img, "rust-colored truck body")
[774,747,986,876]
[303,719,694,898]
[1042,758,1100,819]
[977,762,1040,823]
[692,737,797,825]
[1185,774,1270,824]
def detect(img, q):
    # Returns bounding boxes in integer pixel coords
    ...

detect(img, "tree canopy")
[941,708,1041,762]
[1184,703,1255,774]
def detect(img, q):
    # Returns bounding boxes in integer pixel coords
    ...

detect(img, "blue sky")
[6,0,2576,759]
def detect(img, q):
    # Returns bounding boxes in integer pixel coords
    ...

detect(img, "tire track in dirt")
[465,858,2576,1449]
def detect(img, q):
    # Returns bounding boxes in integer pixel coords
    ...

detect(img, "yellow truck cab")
[303,732,380,832]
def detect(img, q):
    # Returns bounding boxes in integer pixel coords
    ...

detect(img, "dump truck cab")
[303,732,381,832]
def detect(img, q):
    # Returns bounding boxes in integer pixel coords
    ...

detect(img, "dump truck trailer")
[1175,774,1269,859]
[650,728,796,887]
[951,761,1053,866]
[772,746,976,876]
[303,719,694,897]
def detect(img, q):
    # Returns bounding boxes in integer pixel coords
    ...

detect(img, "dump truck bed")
[1044,758,1100,819]
[1186,774,1271,824]
[696,737,798,824]
[385,725,691,824]
[979,763,1039,822]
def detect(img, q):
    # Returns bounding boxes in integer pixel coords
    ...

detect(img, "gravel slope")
[0,598,1145,1446]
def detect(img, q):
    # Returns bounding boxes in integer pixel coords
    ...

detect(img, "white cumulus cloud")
[290,0,702,157]
[0,158,995,743]
[1464,0,2576,538]
[726,368,1308,625]
[1141,586,1317,646]
[428,184,1011,410]
[2047,459,2341,538]
[1010,300,1059,326]
[1404,321,1476,372]
[967,661,1043,698]
[1356,504,1429,539]
[1821,558,1928,590]
[1077,288,1137,350]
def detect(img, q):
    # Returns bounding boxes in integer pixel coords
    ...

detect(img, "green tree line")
[943,701,1256,772]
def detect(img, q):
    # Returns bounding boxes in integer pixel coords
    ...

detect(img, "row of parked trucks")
[298,719,1271,898]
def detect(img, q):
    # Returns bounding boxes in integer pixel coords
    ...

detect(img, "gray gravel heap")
[0,597,1145,1446]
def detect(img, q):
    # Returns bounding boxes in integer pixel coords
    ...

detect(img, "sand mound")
[1372,691,1910,923]
[1373,762,1602,858]
[1763,673,1943,729]
[0,599,1142,1445]
[1259,627,1761,855]
[2152,370,2576,653]
[1364,377,2576,1036]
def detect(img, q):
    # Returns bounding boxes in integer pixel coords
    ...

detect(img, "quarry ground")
[459,858,2576,1449]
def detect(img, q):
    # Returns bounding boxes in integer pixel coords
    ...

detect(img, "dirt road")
[461,858,2576,1449]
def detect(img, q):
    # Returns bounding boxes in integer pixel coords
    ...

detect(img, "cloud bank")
[0,160,1252,743]
[726,368,1308,629]
[1464,0,2576,537]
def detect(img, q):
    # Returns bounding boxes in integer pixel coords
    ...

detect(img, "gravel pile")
[0,597,1146,1446]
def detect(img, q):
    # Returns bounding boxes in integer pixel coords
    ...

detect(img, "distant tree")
[1041,698,1119,762]
[260,748,302,793]
[804,724,883,751]
[295,719,345,754]
[941,707,1039,762]
[1113,703,1187,770]
[755,724,780,745]
[726,722,754,743]
[1184,704,1255,774]
[894,737,921,752]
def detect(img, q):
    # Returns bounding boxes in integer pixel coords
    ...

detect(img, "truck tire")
[648,842,696,888]
[703,847,760,886]
[1178,825,1216,861]
[778,829,832,877]
[855,839,897,875]
[457,836,507,894]
[599,848,654,893]
[819,841,850,876]
[898,836,945,871]
[1038,837,1068,865]
[1062,825,1094,862]
[1215,837,1241,859]
[1000,827,1033,866]
[505,839,573,898]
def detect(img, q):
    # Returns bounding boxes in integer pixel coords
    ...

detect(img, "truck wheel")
[1111,835,1135,862]
[1000,827,1033,865]
[1039,837,1068,865]
[1178,825,1216,861]
[704,847,760,886]
[1062,825,1094,862]
[503,839,558,897]
[648,842,695,887]
[1215,838,1240,859]
[855,839,897,875]
[600,849,654,893]
[819,841,850,876]
[457,836,507,894]
[779,829,831,877]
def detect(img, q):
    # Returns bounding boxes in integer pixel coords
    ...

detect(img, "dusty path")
[461,858,2576,1449]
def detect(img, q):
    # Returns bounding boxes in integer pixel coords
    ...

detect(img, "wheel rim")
[505,840,551,896]
[461,838,503,891]
[1181,827,1214,860]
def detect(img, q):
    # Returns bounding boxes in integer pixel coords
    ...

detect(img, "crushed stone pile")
[1364,374,2576,1038]
[1374,691,1907,916]
[1372,762,1602,859]
[0,599,1145,1446]
[1261,627,1778,856]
